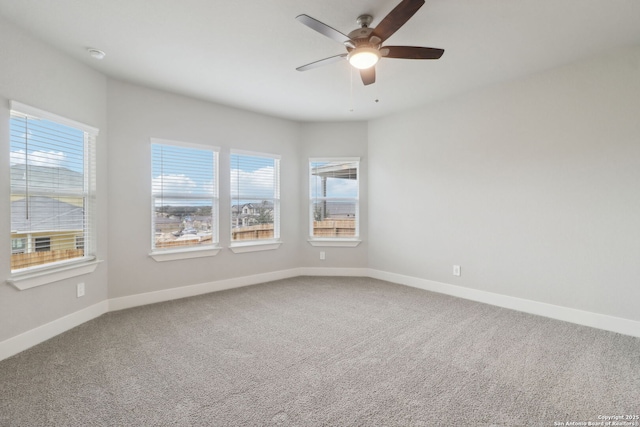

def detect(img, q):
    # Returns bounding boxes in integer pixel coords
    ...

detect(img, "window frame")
[149,138,221,262]
[6,101,100,291]
[308,157,361,247]
[229,149,282,253]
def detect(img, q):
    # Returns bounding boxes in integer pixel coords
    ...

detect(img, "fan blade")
[296,14,353,45]
[296,54,347,71]
[372,0,425,42]
[360,67,376,85]
[381,46,444,59]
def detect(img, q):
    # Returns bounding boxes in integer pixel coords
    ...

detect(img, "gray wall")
[107,80,303,299]
[298,122,369,269]
[0,16,109,342]
[106,89,370,300]
[368,46,640,321]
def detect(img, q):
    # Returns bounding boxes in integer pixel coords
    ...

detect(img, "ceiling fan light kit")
[348,47,381,69]
[295,0,444,85]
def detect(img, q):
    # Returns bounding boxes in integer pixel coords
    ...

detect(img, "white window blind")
[151,140,218,251]
[309,158,359,238]
[230,151,280,242]
[9,102,98,272]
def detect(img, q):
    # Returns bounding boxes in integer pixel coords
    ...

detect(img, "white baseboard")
[0,300,109,362]
[108,268,303,312]
[368,269,640,339]
[298,267,369,277]
[3,267,639,362]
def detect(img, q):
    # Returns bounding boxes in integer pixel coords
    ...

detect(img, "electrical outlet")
[453,265,461,276]
[77,283,85,298]
[320,251,326,260]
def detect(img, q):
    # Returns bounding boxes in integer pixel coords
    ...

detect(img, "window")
[11,238,26,254]
[230,151,280,250]
[309,158,360,245]
[34,237,51,252]
[151,139,219,257]
[75,235,84,250]
[9,101,98,273]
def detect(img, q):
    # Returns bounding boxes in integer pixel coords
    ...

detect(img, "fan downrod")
[356,14,373,28]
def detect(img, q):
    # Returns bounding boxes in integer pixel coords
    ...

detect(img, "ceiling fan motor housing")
[347,26,380,49]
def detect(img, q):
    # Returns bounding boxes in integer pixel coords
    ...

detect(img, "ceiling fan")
[295,0,444,85]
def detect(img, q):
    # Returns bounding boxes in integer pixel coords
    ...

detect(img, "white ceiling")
[1,0,639,122]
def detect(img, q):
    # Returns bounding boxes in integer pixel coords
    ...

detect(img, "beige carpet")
[1,276,639,426]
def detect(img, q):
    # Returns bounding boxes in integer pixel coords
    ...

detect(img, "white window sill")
[7,258,102,291]
[229,240,282,253]
[307,239,362,248]
[149,246,222,262]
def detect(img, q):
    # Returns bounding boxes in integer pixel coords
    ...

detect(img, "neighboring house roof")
[232,202,274,215]
[11,196,84,232]
[10,164,84,194]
